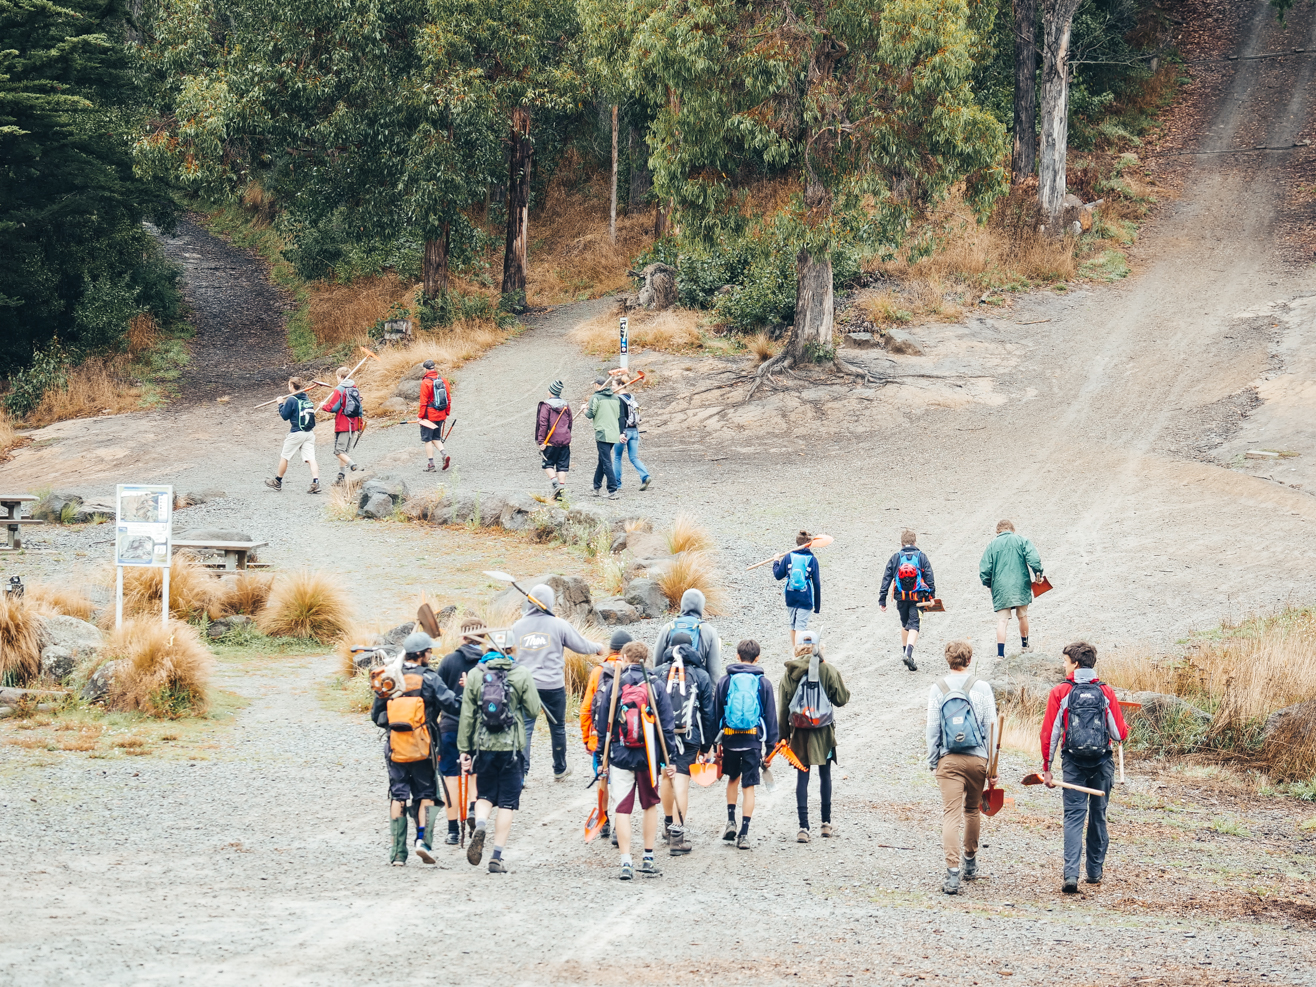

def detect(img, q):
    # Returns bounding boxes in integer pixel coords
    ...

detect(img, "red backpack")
[616,680,651,748]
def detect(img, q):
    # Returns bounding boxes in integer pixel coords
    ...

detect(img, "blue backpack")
[936,676,984,754]
[894,549,930,601]
[786,552,811,594]
[722,672,762,733]
[671,614,702,652]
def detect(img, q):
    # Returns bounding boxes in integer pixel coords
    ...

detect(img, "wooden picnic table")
[172,539,269,571]
[0,494,44,550]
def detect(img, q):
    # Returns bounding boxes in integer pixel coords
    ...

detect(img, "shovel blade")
[584,808,606,843]
[761,765,776,793]
[416,602,440,638]
[483,570,516,583]
[690,762,718,788]
[982,786,1006,817]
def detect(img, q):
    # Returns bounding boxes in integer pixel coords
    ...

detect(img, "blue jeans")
[1062,755,1115,880]
[612,427,649,486]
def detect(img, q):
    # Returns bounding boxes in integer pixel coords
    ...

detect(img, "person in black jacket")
[592,642,677,880]
[879,529,937,672]
[434,619,487,845]
[370,631,460,866]
[652,631,716,855]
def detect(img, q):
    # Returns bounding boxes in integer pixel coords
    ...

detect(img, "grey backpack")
[936,676,983,754]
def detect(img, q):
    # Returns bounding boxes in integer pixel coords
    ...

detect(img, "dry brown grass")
[0,594,43,685]
[208,572,274,619]
[126,313,159,357]
[25,582,95,621]
[666,514,714,555]
[569,307,704,357]
[745,333,780,365]
[116,553,215,624]
[94,618,211,718]
[23,359,144,429]
[356,328,509,416]
[258,570,352,643]
[0,412,23,461]
[656,551,724,615]
[308,274,411,348]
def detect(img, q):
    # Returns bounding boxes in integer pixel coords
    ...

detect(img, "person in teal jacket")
[979,519,1043,657]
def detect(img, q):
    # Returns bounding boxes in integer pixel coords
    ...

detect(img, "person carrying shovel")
[265,377,322,494]
[979,519,1044,657]
[1039,641,1129,893]
[535,379,572,501]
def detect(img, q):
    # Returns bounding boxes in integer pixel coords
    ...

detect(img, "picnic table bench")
[0,494,45,550]
[172,539,269,571]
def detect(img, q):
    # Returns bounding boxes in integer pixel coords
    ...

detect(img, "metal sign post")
[619,316,629,371]
[114,484,174,629]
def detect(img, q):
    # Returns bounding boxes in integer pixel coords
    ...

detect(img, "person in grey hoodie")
[511,584,605,781]
[652,589,724,684]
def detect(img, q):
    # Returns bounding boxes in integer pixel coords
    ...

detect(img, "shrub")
[4,343,71,419]
[209,572,274,619]
[95,618,211,718]
[118,553,215,624]
[666,515,713,555]
[25,582,95,621]
[72,275,139,353]
[656,551,724,615]
[258,571,352,643]
[0,594,42,686]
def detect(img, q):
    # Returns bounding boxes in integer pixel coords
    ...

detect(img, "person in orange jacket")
[418,360,451,472]
[579,630,632,841]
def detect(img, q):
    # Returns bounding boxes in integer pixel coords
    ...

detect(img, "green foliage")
[3,343,70,418]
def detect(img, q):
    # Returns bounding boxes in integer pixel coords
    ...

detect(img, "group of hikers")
[369,518,1130,895]
[535,372,651,502]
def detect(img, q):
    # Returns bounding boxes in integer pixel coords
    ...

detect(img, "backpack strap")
[807,651,820,683]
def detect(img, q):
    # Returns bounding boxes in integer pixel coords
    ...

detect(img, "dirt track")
[3,1,1316,983]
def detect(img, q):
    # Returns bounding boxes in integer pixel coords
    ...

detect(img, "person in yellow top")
[580,630,632,842]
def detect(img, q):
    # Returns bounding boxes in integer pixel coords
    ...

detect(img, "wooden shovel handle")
[1056,780,1107,797]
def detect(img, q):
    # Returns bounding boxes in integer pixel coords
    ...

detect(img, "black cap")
[609,630,634,651]
[423,359,436,370]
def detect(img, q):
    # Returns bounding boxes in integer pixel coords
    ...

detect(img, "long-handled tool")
[252,380,330,410]
[642,670,683,832]
[587,658,623,843]
[761,738,807,792]
[1118,743,1125,786]
[745,533,834,572]
[458,765,470,847]
[482,571,551,614]
[608,368,647,389]
[1021,772,1106,797]
[982,714,1006,817]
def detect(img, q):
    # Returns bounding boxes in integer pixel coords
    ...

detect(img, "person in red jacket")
[1038,641,1129,893]
[418,360,451,472]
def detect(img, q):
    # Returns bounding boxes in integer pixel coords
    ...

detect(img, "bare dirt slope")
[3,1,1316,984]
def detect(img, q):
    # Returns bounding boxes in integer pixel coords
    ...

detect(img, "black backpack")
[1063,681,1111,759]
[341,385,363,418]
[479,667,515,733]
[427,376,449,412]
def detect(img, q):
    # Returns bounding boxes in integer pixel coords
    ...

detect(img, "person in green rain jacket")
[979,520,1044,658]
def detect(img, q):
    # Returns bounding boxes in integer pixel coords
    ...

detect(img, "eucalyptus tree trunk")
[609,105,618,244]
[1038,0,1082,226]
[422,226,449,301]
[628,126,651,208]
[1011,0,1038,184]
[786,249,834,362]
[501,106,532,304]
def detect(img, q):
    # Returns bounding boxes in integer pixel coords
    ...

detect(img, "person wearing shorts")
[473,750,525,810]
[713,639,779,850]
[265,377,321,494]
[536,380,573,500]
[879,529,936,672]
[773,530,822,652]
[979,519,1044,656]
[319,366,363,485]
[418,360,451,472]
[653,629,716,856]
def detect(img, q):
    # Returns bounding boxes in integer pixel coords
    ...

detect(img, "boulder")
[32,492,83,523]
[636,262,678,311]
[989,675,1053,706]
[623,531,668,560]
[37,614,103,657]
[594,599,639,626]
[374,622,416,648]
[883,329,923,356]
[395,378,424,402]
[842,331,881,349]
[1061,193,1101,233]
[359,492,396,519]
[528,505,570,542]
[81,660,123,704]
[40,645,77,682]
[624,556,674,588]
[71,500,115,523]
[1262,699,1316,741]
[379,397,409,416]
[610,532,629,554]
[499,492,541,532]
[401,362,430,382]
[624,578,668,619]
[207,615,253,639]
[359,477,410,508]
[566,504,607,530]
[1129,691,1212,729]
[434,491,479,525]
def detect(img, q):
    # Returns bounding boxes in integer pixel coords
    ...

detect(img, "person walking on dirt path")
[319,366,364,486]
[925,640,997,895]
[778,638,850,843]
[773,530,822,652]
[592,642,678,879]
[611,383,652,492]
[536,379,572,501]
[436,618,487,844]
[1040,641,1129,894]
[979,520,1044,657]
[880,529,936,672]
[584,375,622,499]
[653,630,717,855]
[653,589,724,684]
[370,631,461,866]
[265,376,322,494]
[713,639,779,850]
[580,629,632,843]
[457,632,542,873]
[418,359,451,473]
[511,584,605,783]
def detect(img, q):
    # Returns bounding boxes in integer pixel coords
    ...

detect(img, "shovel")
[584,784,609,843]
[1021,772,1106,797]
[483,571,552,614]
[761,738,807,792]
[982,714,1006,817]
[745,534,834,571]
[690,759,719,788]
[1031,575,1054,598]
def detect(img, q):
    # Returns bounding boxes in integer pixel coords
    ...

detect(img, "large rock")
[1061,193,1100,233]
[624,578,668,619]
[884,329,924,357]
[1129,691,1212,729]
[81,661,123,704]
[38,615,103,656]
[624,556,675,589]
[379,397,408,416]
[395,378,423,402]
[359,492,396,519]
[1263,700,1316,741]
[401,363,430,382]
[207,615,253,639]
[40,646,78,682]
[492,573,595,623]
[623,531,668,560]
[359,477,410,508]
[32,492,82,523]
[566,504,607,530]
[374,622,416,648]
[594,598,639,626]
[499,492,540,532]
[636,262,678,311]
[72,500,115,523]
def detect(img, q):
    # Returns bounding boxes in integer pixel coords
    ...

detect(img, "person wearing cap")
[579,629,633,842]
[536,379,573,501]
[511,583,605,782]
[583,374,622,499]
[435,618,489,845]
[369,631,460,866]
[418,359,451,472]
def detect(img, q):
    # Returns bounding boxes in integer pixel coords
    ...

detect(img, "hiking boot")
[610,828,619,847]
[820,822,833,838]
[308,480,321,494]
[943,868,960,895]
[442,455,451,471]
[466,827,486,866]
[962,852,978,880]
[264,477,283,491]
[1062,878,1079,894]
[1085,869,1103,885]
[640,477,651,491]
[554,767,573,782]
[663,819,672,840]
[600,820,611,839]
[444,831,460,846]
[797,829,811,843]
[552,486,565,502]
[619,861,634,881]
[638,858,663,877]
[424,462,436,472]
[669,831,692,855]
[389,817,408,866]
[722,821,738,842]
[736,832,751,850]
[488,858,507,874]
[334,472,346,487]
[902,654,917,672]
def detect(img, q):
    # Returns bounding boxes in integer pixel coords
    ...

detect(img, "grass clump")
[257,571,352,643]
[666,514,713,555]
[208,572,274,619]
[0,594,43,686]
[25,582,95,622]
[656,551,724,616]
[93,618,212,718]
[117,552,215,623]
[569,307,703,357]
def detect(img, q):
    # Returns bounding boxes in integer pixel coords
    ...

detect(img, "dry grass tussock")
[0,411,23,461]
[95,618,211,718]
[570,307,703,357]
[114,553,215,624]
[25,582,95,621]
[258,570,352,643]
[745,333,780,365]
[209,572,274,619]
[23,358,144,429]
[356,329,508,416]
[308,274,411,348]
[0,594,43,685]
[657,551,724,616]
[666,515,714,555]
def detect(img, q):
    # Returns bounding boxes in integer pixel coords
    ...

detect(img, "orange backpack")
[387,672,431,763]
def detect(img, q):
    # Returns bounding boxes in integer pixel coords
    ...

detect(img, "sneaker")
[902,654,917,672]
[619,861,634,881]
[1021,641,1031,652]
[334,473,346,487]
[736,832,751,850]
[264,478,282,491]
[607,491,620,500]
[415,844,436,865]
[442,455,451,471]
[349,463,360,472]
[610,828,619,847]
[308,480,321,494]
[943,868,960,895]
[592,488,602,498]
[488,858,507,874]
[1062,878,1079,894]
[640,477,651,491]
[424,463,436,473]
[962,853,978,880]
[797,829,811,843]
[391,858,406,867]
[1085,869,1103,885]
[554,767,573,782]
[669,833,692,856]
[466,827,486,866]
[722,821,737,842]
[820,822,833,838]
[639,858,663,877]
[444,831,459,846]
[553,486,565,502]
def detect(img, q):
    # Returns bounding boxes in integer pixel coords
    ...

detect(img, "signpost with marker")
[619,316,629,371]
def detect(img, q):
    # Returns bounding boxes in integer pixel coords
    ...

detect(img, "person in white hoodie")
[511,584,604,782]
[535,380,573,500]
[925,640,997,896]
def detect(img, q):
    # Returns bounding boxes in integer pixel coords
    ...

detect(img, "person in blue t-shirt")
[772,531,822,652]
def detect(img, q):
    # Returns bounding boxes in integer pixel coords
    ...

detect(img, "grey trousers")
[1062,754,1115,880]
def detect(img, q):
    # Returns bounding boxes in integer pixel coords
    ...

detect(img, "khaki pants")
[935,753,988,869]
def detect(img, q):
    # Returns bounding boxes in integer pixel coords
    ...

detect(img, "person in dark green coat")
[777,641,850,843]
[978,519,1044,657]
[584,376,623,498]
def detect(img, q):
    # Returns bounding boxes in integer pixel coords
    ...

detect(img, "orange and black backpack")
[386,670,432,763]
